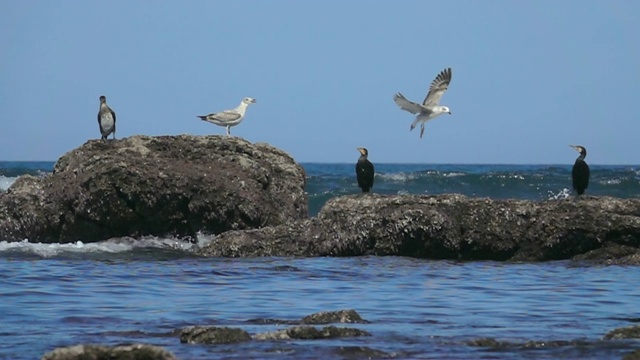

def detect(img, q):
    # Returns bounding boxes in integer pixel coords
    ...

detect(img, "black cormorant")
[569,145,589,195]
[98,95,117,141]
[355,147,375,193]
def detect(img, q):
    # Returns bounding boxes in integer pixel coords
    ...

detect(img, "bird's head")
[441,106,451,115]
[569,144,587,157]
[99,95,107,103]
[243,97,257,105]
[357,147,369,157]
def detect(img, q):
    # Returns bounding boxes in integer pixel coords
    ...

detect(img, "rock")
[0,135,307,243]
[41,343,177,360]
[301,309,369,324]
[180,326,252,344]
[603,325,640,340]
[253,325,371,340]
[195,194,640,263]
[624,349,640,360]
[333,346,392,359]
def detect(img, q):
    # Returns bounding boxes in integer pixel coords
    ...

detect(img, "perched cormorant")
[393,67,453,139]
[197,97,257,136]
[97,95,116,141]
[569,145,589,195]
[355,147,375,193]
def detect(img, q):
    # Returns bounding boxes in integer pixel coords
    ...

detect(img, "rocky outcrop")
[0,135,307,243]
[41,343,177,360]
[180,326,252,344]
[197,194,640,263]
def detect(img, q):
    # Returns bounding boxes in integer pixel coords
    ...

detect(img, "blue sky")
[1,1,638,164]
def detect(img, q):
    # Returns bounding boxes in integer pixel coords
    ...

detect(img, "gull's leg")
[410,117,419,131]
[420,124,425,138]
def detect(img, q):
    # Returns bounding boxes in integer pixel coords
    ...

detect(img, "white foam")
[0,175,17,191]
[376,172,418,182]
[547,188,572,200]
[0,236,197,258]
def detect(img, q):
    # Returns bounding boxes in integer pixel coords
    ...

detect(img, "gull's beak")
[251,98,257,103]
[448,111,452,115]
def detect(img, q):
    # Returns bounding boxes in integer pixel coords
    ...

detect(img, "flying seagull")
[393,67,453,138]
[197,97,257,136]
[97,95,116,141]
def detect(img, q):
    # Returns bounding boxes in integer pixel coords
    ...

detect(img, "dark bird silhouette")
[97,95,116,141]
[569,145,590,195]
[355,148,375,193]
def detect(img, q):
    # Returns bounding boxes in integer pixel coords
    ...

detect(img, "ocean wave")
[0,237,199,259]
[0,175,16,191]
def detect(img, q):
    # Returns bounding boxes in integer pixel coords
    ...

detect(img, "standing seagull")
[97,95,116,141]
[197,97,256,136]
[569,145,590,195]
[355,148,375,193]
[393,67,453,139]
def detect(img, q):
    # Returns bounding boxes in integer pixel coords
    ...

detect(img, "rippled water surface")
[2,251,639,359]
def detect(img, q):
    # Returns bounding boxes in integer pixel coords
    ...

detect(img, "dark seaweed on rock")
[0,135,308,243]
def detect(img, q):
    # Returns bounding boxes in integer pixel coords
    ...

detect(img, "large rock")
[41,343,177,360]
[0,135,307,243]
[197,194,640,263]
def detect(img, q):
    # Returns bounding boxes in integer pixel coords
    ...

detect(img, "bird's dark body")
[572,159,590,195]
[570,145,589,195]
[356,157,375,193]
[97,95,116,141]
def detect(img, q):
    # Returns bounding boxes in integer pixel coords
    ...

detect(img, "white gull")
[393,67,453,139]
[197,97,256,136]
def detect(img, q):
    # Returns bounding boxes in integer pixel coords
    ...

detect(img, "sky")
[1,1,639,164]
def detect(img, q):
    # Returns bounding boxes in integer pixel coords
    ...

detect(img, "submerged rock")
[253,325,371,340]
[180,326,252,344]
[41,343,177,360]
[603,325,640,340]
[196,194,640,263]
[0,135,307,243]
[301,309,370,324]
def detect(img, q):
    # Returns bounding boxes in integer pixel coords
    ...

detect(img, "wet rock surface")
[180,326,252,344]
[252,325,371,340]
[0,135,307,243]
[41,343,177,360]
[40,310,640,359]
[604,325,640,340]
[197,194,640,263]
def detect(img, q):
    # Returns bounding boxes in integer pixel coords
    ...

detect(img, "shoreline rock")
[196,194,640,263]
[0,135,308,243]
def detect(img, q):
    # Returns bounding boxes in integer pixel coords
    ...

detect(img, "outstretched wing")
[423,67,452,107]
[393,92,423,114]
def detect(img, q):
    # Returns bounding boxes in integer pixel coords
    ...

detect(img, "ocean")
[2,161,640,359]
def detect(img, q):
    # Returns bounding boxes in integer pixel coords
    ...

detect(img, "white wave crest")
[0,175,17,191]
[376,172,418,182]
[547,188,572,200]
[0,236,197,258]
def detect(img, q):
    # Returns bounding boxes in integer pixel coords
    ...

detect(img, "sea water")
[1,161,640,359]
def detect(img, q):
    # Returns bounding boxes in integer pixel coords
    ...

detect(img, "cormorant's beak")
[569,145,578,151]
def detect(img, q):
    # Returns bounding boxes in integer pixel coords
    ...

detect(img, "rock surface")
[0,135,307,243]
[197,194,640,263]
[180,326,252,344]
[41,343,177,360]
[603,325,640,340]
